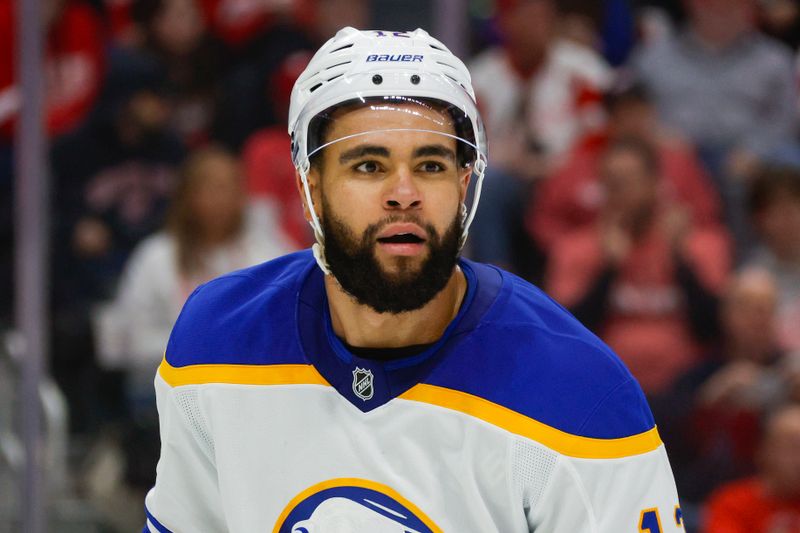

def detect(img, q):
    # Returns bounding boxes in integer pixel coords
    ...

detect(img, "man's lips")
[375,223,427,256]
[376,223,427,244]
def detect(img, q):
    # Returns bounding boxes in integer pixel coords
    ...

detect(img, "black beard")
[321,203,463,314]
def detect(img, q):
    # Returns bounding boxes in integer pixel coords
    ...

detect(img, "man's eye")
[418,161,445,173]
[354,161,381,173]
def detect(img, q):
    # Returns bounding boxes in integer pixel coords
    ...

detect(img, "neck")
[325,266,467,349]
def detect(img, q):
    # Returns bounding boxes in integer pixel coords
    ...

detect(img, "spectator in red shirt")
[546,137,730,395]
[703,404,800,533]
[0,0,106,139]
[528,81,722,254]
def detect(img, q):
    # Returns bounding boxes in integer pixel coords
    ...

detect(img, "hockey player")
[144,27,682,532]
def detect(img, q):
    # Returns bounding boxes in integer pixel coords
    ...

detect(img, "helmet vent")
[326,60,352,70]
[429,43,445,51]
[309,82,323,93]
[331,43,354,52]
[327,73,344,82]
[436,61,456,70]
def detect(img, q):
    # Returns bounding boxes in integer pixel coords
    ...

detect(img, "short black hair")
[748,165,800,216]
[306,97,477,172]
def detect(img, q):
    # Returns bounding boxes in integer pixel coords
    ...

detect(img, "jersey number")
[639,506,684,531]
[639,508,663,533]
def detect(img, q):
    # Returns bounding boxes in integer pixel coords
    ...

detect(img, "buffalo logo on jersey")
[352,367,374,401]
[274,479,440,533]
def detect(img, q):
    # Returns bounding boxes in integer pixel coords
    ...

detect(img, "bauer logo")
[274,478,441,533]
[366,54,424,63]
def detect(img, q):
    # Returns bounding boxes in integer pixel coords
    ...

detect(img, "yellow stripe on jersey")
[158,358,330,387]
[399,383,663,459]
[158,358,661,459]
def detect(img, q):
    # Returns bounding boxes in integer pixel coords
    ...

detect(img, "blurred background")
[3,0,800,530]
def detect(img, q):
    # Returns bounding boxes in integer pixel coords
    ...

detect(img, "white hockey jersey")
[144,251,683,532]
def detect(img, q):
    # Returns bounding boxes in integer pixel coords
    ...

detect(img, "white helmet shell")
[288,27,486,168]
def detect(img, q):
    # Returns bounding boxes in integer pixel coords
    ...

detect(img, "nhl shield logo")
[352,367,374,401]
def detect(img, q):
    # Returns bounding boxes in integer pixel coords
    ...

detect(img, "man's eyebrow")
[413,144,456,161]
[338,145,390,164]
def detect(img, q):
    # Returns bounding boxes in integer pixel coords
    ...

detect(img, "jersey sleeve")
[144,374,227,532]
[518,378,683,532]
[527,445,682,532]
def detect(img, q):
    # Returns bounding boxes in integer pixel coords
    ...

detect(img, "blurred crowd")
[2,0,800,530]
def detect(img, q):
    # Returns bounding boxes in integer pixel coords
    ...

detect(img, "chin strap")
[459,154,487,250]
[298,160,332,275]
[312,242,331,275]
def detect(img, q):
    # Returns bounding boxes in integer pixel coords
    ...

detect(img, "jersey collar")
[296,258,502,412]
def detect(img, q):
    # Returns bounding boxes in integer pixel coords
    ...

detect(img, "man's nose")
[383,166,422,210]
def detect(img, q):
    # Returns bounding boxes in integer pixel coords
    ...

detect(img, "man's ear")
[458,166,472,204]
[295,167,321,223]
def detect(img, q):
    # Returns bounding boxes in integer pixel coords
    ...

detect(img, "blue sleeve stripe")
[144,506,174,533]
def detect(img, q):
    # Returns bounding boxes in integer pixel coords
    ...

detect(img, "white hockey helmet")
[288,27,488,273]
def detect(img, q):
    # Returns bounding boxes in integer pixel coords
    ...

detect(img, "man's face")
[609,101,657,141]
[756,193,800,260]
[760,407,800,498]
[189,153,245,234]
[306,102,471,313]
[600,148,658,220]
[153,0,205,57]
[721,270,777,357]
[500,0,556,56]
[688,0,756,43]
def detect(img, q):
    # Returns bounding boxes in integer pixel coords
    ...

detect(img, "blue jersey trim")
[144,505,173,533]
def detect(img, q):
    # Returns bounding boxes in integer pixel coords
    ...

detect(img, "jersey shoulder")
[165,250,315,368]
[427,263,655,442]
